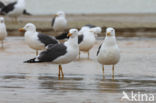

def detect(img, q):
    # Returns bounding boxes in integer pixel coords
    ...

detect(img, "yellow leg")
[112,65,115,80]
[36,50,38,56]
[102,65,104,75]
[58,65,64,79]
[58,65,61,76]
[102,65,105,79]
[79,50,80,59]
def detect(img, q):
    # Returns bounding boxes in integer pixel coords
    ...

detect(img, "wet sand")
[0,37,156,103]
[3,14,156,37]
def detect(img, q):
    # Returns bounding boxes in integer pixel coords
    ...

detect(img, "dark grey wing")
[1,2,17,14]
[55,31,69,40]
[23,9,31,15]
[0,1,5,9]
[38,33,58,46]
[78,35,83,44]
[38,43,67,62]
[97,44,102,56]
[51,17,56,27]
[85,24,96,28]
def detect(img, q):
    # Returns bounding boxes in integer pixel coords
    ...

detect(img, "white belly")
[53,18,67,31]
[25,34,45,50]
[0,27,7,40]
[53,46,79,64]
[97,47,120,65]
[8,7,24,16]
[79,38,95,51]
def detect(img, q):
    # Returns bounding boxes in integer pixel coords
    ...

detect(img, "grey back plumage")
[38,43,67,62]
[1,1,17,14]
[38,33,58,46]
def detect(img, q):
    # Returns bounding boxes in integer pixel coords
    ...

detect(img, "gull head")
[67,29,78,38]
[55,11,65,17]
[19,23,36,32]
[106,27,115,37]
[0,17,4,24]
[90,27,102,35]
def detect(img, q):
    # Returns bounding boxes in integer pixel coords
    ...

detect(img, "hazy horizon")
[25,0,156,15]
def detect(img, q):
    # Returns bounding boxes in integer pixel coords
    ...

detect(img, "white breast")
[53,17,67,31]
[24,32,45,50]
[54,42,79,64]
[97,37,120,65]
[79,32,96,51]
[98,45,120,65]
[0,24,7,40]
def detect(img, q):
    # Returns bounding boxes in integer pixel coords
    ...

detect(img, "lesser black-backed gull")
[24,29,79,79]
[19,23,59,56]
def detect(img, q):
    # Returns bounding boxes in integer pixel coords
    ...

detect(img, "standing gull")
[19,23,59,56]
[79,27,102,59]
[1,0,26,23]
[24,29,79,79]
[97,27,120,79]
[0,17,7,48]
[51,11,67,32]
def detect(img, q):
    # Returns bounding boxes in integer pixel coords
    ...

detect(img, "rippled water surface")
[0,37,156,103]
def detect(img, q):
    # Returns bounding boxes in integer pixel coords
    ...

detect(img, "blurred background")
[2,0,156,14]
[1,0,156,37]
[0,0,156,103]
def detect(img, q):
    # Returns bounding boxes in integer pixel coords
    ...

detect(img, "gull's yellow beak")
[67,33,72,37]
[18,28,25,32]
[107,32,111,36]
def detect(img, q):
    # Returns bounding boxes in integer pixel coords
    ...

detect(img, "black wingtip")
[23,9,32,16]
[55,32,69,40]
[24,58,38,63]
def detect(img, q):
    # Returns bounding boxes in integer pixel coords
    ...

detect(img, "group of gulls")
[0,0,120,79]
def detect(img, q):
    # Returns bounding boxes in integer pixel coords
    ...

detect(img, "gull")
[79,27,102,59]
[97,27,120,79]
[19,23,59,56]
[24,29,79,79]
[51,11,67,32]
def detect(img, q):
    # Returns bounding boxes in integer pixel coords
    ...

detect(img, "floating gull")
[0,17,7,48]
[97,27,120,78]
[19,23,59,56]
[24,29,79,79]
[51,11,67,32]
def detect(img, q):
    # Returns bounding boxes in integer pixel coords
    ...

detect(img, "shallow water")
[0,37,156,103]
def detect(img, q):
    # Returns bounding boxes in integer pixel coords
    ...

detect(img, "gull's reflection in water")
[38,74,120,94]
